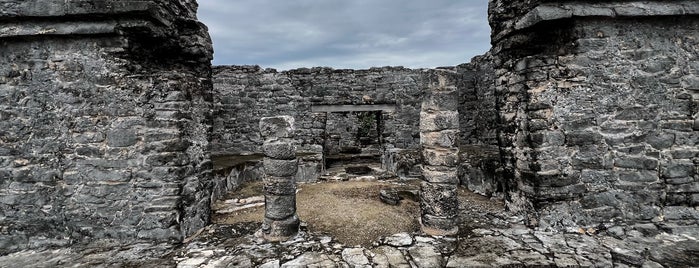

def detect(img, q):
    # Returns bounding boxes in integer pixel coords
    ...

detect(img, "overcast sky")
[198,0,491,70]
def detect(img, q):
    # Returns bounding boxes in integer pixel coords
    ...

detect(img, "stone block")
[262,140,296,160]
[419,111,459,132]
[670,149,699,159]
[421,165,459,184]
[422,148,459,167]
[662,162,695,178]
[420,130,458,148]
[618,170,660,183]
[665,193,688,206]
[146,152,189,166]
[259,116,295,139]
[527,170,580,188]
[565,130,602,146]
[75,146,102,157]
[420,182,458,217]
[422,90,458,112]
[420,214,458,235]
[263,158,298,177]
[264,194,297,220]
[580,169,615,184]
[107,128,138,147]
[529,130,565,147]
[667,182,699,193]
[663,206,699,221]
[572,152,613,170]
[261,214,300,241]
[264,175,296,195]
[647,131,676,149]
[666,177,694,185]
[614,157,658,170]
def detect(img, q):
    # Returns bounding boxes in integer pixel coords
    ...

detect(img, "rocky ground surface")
[1,177,697,267]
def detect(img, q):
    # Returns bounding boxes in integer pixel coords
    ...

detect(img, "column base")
[259,215,300,242]
[420,223,459,236]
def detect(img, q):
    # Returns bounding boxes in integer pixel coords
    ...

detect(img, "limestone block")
[421,165,459,184]
[262,214,300,241]
[662,162,695,178]
[264,194,297,220]
[420,182,458,217]
[422,90,458,112]
[420,130,458,148]
[614,157,658,170]
[419,111,459,132]
[262,140,296,160]
[420,214,458,236]
[107,128,138,147]
[422,148,459,167]
[264,176,296,196]
[263,158,298,177]
[259,116,295,139]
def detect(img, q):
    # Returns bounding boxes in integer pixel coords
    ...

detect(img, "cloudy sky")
[198,0,491,70]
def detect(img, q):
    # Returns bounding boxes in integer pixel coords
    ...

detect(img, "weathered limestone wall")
[455,55,503,197]
[0,0,214,253]
[489,0,699,229]
[212,66,501,184]
[212,66,427,156]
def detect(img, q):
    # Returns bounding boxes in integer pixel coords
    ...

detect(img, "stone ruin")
[0,0,698,266]
[258,116,300,241]
[419,70,461,236]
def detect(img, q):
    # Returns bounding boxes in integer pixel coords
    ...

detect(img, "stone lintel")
[517,1,699,30]
[311,104,396,113]
[0,1,155,18]
[492,1,699,42]
[0,0,182,39]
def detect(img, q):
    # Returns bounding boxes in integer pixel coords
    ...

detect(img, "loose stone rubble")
[2,195,697,267]
[258,116,300,241]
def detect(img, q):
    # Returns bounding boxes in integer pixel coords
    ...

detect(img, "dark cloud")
[198,0,490,70]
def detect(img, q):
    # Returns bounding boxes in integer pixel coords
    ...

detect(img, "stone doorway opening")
[311,104,396,179]
[323,110,382,171]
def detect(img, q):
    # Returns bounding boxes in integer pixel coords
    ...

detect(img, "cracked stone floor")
[1,176,698,267]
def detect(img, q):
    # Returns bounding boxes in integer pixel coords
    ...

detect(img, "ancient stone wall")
[0,0,214,253]
[212,66,427,156]
[489,0,699,229]
[212,65,502,184]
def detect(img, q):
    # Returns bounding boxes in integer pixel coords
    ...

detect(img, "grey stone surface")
[263,158,299,177]
[421,166,459,184]
[0,0,214,254]
[407,243,445,268]
[260,116,296,139]
[263,195,297,220]
[489,0,699,229]
[1,186,698,267]
[212,66,428,156]
[382,233,414,247]
[419,72,461,236]
[2,0,698,261]
[260,116,300,241]
[341,248,370,267]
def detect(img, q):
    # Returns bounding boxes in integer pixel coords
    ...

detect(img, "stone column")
[259,116,300,241]
[419,71,460,236]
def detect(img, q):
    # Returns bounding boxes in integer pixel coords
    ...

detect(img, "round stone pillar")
[259,116,300,241]
[419,71,460,236]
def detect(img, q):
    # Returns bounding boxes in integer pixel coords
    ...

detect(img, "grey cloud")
[198,0,490,69]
